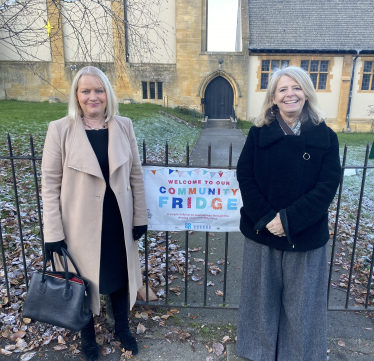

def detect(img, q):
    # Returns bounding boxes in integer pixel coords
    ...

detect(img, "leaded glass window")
[300,60,329,90]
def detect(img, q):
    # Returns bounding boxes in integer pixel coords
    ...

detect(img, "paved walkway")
[3,126,373,361]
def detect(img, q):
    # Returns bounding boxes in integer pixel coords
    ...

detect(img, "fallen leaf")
[20,352,36,361]
[110,341,122,348]
[69,344,78,351]
[4,345,15,351]
[212,342,224,356]
[161,314,170,319]
[22,318,31,324]
[10,330,26,341]
[222,335,231,343]
[137,323,147,334]
[96,334,105,345]
[53,345,67,351]
[58,335,66,344]
[338,341,346,347]
[102,346,111,355]
[215,290,224,297]
[42,336,53,345]
[206,356,214,361]
[0,348,12,356]
[16,338,27,350]
[170,308,179,314]
[209,233,215,237]
[179,332,191,340]
[121,350,133,359]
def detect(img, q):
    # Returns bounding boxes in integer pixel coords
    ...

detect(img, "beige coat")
[41,116,148,315]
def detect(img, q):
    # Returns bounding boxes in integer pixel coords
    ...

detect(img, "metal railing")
[163,95,202,127]
[0,134,373,311]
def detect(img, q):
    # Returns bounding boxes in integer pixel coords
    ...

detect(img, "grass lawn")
[0,100,201,162]
[236,119,253,136]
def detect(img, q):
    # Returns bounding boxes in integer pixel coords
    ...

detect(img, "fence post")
[7,133,28,291]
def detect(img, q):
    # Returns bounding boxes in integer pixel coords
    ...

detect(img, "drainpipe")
[346,50,361,132]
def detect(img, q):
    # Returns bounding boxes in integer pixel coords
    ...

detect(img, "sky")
[207,0,240,52]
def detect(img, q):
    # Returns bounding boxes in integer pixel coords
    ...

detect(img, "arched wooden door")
[204,76,233,119]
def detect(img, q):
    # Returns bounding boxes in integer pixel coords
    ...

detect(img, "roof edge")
[248,48,374,55]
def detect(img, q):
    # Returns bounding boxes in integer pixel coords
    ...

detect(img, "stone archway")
[197,70,241,117]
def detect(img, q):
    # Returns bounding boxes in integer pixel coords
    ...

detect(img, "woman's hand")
[132,225,147,241]
[266,213,285,237]
[44,240,68,261]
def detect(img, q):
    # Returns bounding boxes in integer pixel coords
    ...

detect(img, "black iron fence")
[0,134,373,312]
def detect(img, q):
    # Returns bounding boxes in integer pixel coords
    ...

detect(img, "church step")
[207,118,232,129]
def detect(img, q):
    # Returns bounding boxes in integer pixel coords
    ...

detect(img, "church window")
[142,82,147,99]
[157,82,163,99]
[150,82,155,99]
[301,60,329,90]
[361,61,374,91]
[260,60,289,89]
[207,0,241,52]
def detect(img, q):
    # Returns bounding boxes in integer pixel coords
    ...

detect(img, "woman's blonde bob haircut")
[256,66,325,127]
[68,66,118,123]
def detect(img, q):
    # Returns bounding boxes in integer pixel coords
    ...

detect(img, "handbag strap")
[276,111,294,135]
[41,247,82,285]
[61,248,82,277]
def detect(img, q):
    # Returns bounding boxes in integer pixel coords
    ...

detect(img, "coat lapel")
[67,119,104,180]
[108,117,129,178]
[259,120,285,148]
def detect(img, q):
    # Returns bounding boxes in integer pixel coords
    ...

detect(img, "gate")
[204,76,234,119]
[0,134,373,311]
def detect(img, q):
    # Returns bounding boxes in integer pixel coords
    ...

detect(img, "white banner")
[143,166,242,232]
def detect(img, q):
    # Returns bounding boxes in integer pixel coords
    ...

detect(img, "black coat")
[237,119,341,252]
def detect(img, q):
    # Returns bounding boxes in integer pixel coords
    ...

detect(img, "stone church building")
[1,0,374,132]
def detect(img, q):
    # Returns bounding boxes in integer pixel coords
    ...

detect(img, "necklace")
[82,116,107,131]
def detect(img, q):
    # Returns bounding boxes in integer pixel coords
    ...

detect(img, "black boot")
[113,310,138,355]
[80,315,98,361]
[110,287,138,355]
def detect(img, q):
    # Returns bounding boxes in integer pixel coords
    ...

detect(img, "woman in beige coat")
[42,66,148,360]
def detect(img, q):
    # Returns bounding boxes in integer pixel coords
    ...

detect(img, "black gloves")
[132,225,147,241]
[44,240,68,261]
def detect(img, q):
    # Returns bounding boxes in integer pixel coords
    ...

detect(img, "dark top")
[86,129,128,295]
[236,119,341,252]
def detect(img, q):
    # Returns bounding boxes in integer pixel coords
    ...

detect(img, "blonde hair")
[256,66,325,127]
[68,66,118,122]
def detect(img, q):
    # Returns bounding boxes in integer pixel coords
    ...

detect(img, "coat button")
[127,186,131,190]
[303,152,310,160]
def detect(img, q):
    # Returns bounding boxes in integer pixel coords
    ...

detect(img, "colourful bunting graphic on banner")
[151,170,156,175]
[203,170,208,175]
[187,171,192,176]
[210,172,216,178]
[169,169,174,174]
[160,168,164,175]
[234,171,236,177]
[218,171,223,177]
[178,171,184,177]
[195,169,200,174]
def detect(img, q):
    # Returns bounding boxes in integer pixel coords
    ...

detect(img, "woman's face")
[273,75,306,119]
[76,75,107,119]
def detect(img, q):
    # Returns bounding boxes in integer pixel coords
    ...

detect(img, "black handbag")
[23,247,92,332]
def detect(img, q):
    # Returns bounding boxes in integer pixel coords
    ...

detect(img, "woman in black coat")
[236,66,341,361]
